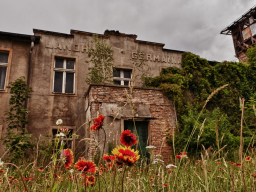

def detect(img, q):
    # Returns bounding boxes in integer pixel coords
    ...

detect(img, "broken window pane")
[65,73,74,93]
[66,60,75,69]
[0,52,9,63]
[0,67,7,89]
[55,59,64,68]
[54,72,63,93]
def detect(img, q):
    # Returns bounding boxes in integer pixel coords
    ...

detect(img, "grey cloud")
[1,0,256,61]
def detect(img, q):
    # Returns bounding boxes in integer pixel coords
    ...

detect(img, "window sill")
[51,92,77,97]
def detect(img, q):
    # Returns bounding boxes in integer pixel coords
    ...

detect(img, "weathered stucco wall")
[0,29,181,157]
[86,84,176,163]
[0,39,31,154]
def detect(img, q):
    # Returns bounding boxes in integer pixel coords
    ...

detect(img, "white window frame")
[0,49,12,92]
[53,58,75,94]
[113,68,132,85]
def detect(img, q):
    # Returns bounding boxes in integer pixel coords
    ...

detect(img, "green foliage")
[5,76,33,130]
[85,34,114,84]
[145,47,256,154]
[3,76,34,161]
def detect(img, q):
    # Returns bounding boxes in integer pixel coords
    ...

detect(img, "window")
[0,52,9,90]
[52,128,74,149]
[113,68,132,85]
[53,58,75,94]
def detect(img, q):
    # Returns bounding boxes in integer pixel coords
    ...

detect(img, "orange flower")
[90,115,105,131]
[103,154,115,162]
[245,156,251,162]
[217,162,221,165]
[38,167,44,172]
[63,149,74,169]
[252,174,256,178]
[75,160,96,173]
[87,175,95,185]
[119,130,137,147]
[112,145,140,166]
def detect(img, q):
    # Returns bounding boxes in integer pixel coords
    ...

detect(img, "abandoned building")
[221,5,256,62]
[0,29,183,163]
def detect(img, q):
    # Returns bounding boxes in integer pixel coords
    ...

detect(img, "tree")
[85,34,114,84]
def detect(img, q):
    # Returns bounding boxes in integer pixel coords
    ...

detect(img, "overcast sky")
[1,0,256,62]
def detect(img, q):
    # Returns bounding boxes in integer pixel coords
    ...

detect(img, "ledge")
[84,83,162,97]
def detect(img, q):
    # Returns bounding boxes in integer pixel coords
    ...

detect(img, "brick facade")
[85,84,176,163]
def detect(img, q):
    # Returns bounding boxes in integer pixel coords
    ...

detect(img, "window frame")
[51,126,76,151]
[113,68,132,86]
[50,54,78,96]
[0,48,13,92]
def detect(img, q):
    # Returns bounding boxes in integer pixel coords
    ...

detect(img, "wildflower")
[75,159,96,173]
[87,175,95,185]
[0,170,4,173]
[150,178,154,182]
[103,154,115,162]
[146,145,156,149]
[167,169,172,173]
[163,184,168,187]
[112,145,140,166]
[120,130,137,147]
[175,155,181,159]
[236,163,241,167]
[116,161,123,167]
[134,170,137,173]
[252,174,256,178]
[0,159,4,168]
[141,169,144,172]
[38,167,44,172]
[56,132,65,138]
[166,164,177,169]
[56,119,63,125]
[245,156,251,162]
[0,179,2,183]
[69,169,74,174]
[106,161,114,168]
[90,114,105,131]
[217,162,221,165]
[152,159,164,164]
[59,128,70,135]
[63,149,74,169]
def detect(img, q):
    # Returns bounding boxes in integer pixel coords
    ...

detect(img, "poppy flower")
[112,145,140,166]
[103,154,115,162]
[90,115,105,131]
[75,160,96,173]
[63,149,74,169]
[245,156,251,162]
[38,167,44,172]
[119,130,137,147]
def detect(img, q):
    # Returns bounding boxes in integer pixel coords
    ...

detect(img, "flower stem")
[112,168,117,192]
[121,166,127,192]
[4,163,28,192]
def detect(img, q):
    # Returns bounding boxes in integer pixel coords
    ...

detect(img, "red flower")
[75,160,96,173]
[103,154,115,162]
[217,162,221,165]
[245,156,251,162]
[163,184,168,187]
[180,152,187,155]
[119,130,137,147]
[175,155,181,159]
[252,174,256,178]
[116,161,123,167]
[236,163,241,167]
[63,149,74,169]
[38,167,44,172]
[0,170,4,173]
[90,115,105,131]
